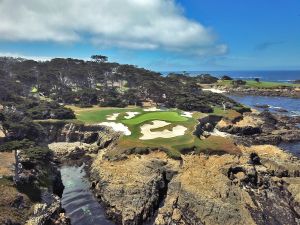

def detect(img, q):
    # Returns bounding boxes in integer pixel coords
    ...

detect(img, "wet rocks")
[25,194,70,225]
[219,125,262,135]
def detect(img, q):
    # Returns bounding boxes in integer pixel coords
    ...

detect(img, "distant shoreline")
[161,70,300,83]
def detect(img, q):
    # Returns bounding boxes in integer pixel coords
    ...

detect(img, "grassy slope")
[217,80,300,89]
[0,177,33,224]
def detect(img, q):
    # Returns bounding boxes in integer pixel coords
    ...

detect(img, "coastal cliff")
[41,111,300,225]
[89,146,300,225]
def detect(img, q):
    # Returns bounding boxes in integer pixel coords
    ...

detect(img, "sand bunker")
[181,111,193,118]
[124,112,140,119]
[107,113,120,121]
[99,122,131,136]
[203,88,226,93]
[140,120,187,140]
[143,107,161,112]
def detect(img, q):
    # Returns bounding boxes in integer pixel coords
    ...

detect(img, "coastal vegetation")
[217,79,300,89]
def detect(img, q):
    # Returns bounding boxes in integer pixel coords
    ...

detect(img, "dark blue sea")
[161,70,300,83]
[227,94,300,158]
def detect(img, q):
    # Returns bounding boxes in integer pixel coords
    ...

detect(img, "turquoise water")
[61,165,115,225]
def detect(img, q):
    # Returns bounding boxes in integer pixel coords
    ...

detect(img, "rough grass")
[196,136,241,155]
[218,80,299,89]
[212,107,242,121]
[0,177,33,224]
[0,152,14,176]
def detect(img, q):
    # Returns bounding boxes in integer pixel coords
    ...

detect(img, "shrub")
[232,80,246,86]
[221,75,233,80]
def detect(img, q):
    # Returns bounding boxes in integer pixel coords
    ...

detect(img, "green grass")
[122,111,188,125]
[74,106,241,159]
[76,108,143,123]
[217,80,299,89]
[74,107,199,157]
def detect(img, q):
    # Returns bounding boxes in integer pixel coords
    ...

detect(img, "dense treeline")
[0,57,238,112]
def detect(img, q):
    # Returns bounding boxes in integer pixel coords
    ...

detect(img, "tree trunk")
[14,149,20,183]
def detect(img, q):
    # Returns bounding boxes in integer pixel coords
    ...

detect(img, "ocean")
[161,70,300,83]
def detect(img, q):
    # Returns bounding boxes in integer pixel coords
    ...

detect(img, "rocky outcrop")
[214,111,300,147]
[25,194,70,225]
[217,86,300,98]
[90,152,180,225]
[38,121,120,145]
[90,145,300,225]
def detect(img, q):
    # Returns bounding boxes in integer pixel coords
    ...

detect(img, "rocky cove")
[19,105,300,225]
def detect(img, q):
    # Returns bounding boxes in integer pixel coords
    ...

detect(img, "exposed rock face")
[39,122,120,145]
[215,111,300,146]
[90,152,180,225]
[91,145,300,225]
[25,194,70,225]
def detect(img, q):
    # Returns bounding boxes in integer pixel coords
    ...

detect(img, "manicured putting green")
[122,111,188,125]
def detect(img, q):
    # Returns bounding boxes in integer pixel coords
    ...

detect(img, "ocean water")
[161,71,300,83]
[228,95,300,117]
[228,94,300,157]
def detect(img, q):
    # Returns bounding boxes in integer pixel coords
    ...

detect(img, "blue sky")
[0,0,299,71]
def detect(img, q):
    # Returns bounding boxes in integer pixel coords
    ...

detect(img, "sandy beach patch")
[209,128,231,137]
[124,112,140,119]
[143,107,161,112]
[99,122,131,136]
[181,111,193,118]
[203,88,226,93]
[140,120,187,140]
[107,113,120,121]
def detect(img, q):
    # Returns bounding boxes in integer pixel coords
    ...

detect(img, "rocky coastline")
[215,86,300,98]
[5,108,300,225]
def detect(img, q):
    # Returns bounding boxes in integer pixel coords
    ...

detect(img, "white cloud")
[0,0,227,55]
[0,52,53,61]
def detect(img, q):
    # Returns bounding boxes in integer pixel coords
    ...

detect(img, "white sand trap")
[99,122,131,136]
[210,128,230,137]
[181,111,193,118]
[124,112,140,119]
[107,113,120,121]
[203,88,226,93]
[143,107,161,112]
[140,120,187,140]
